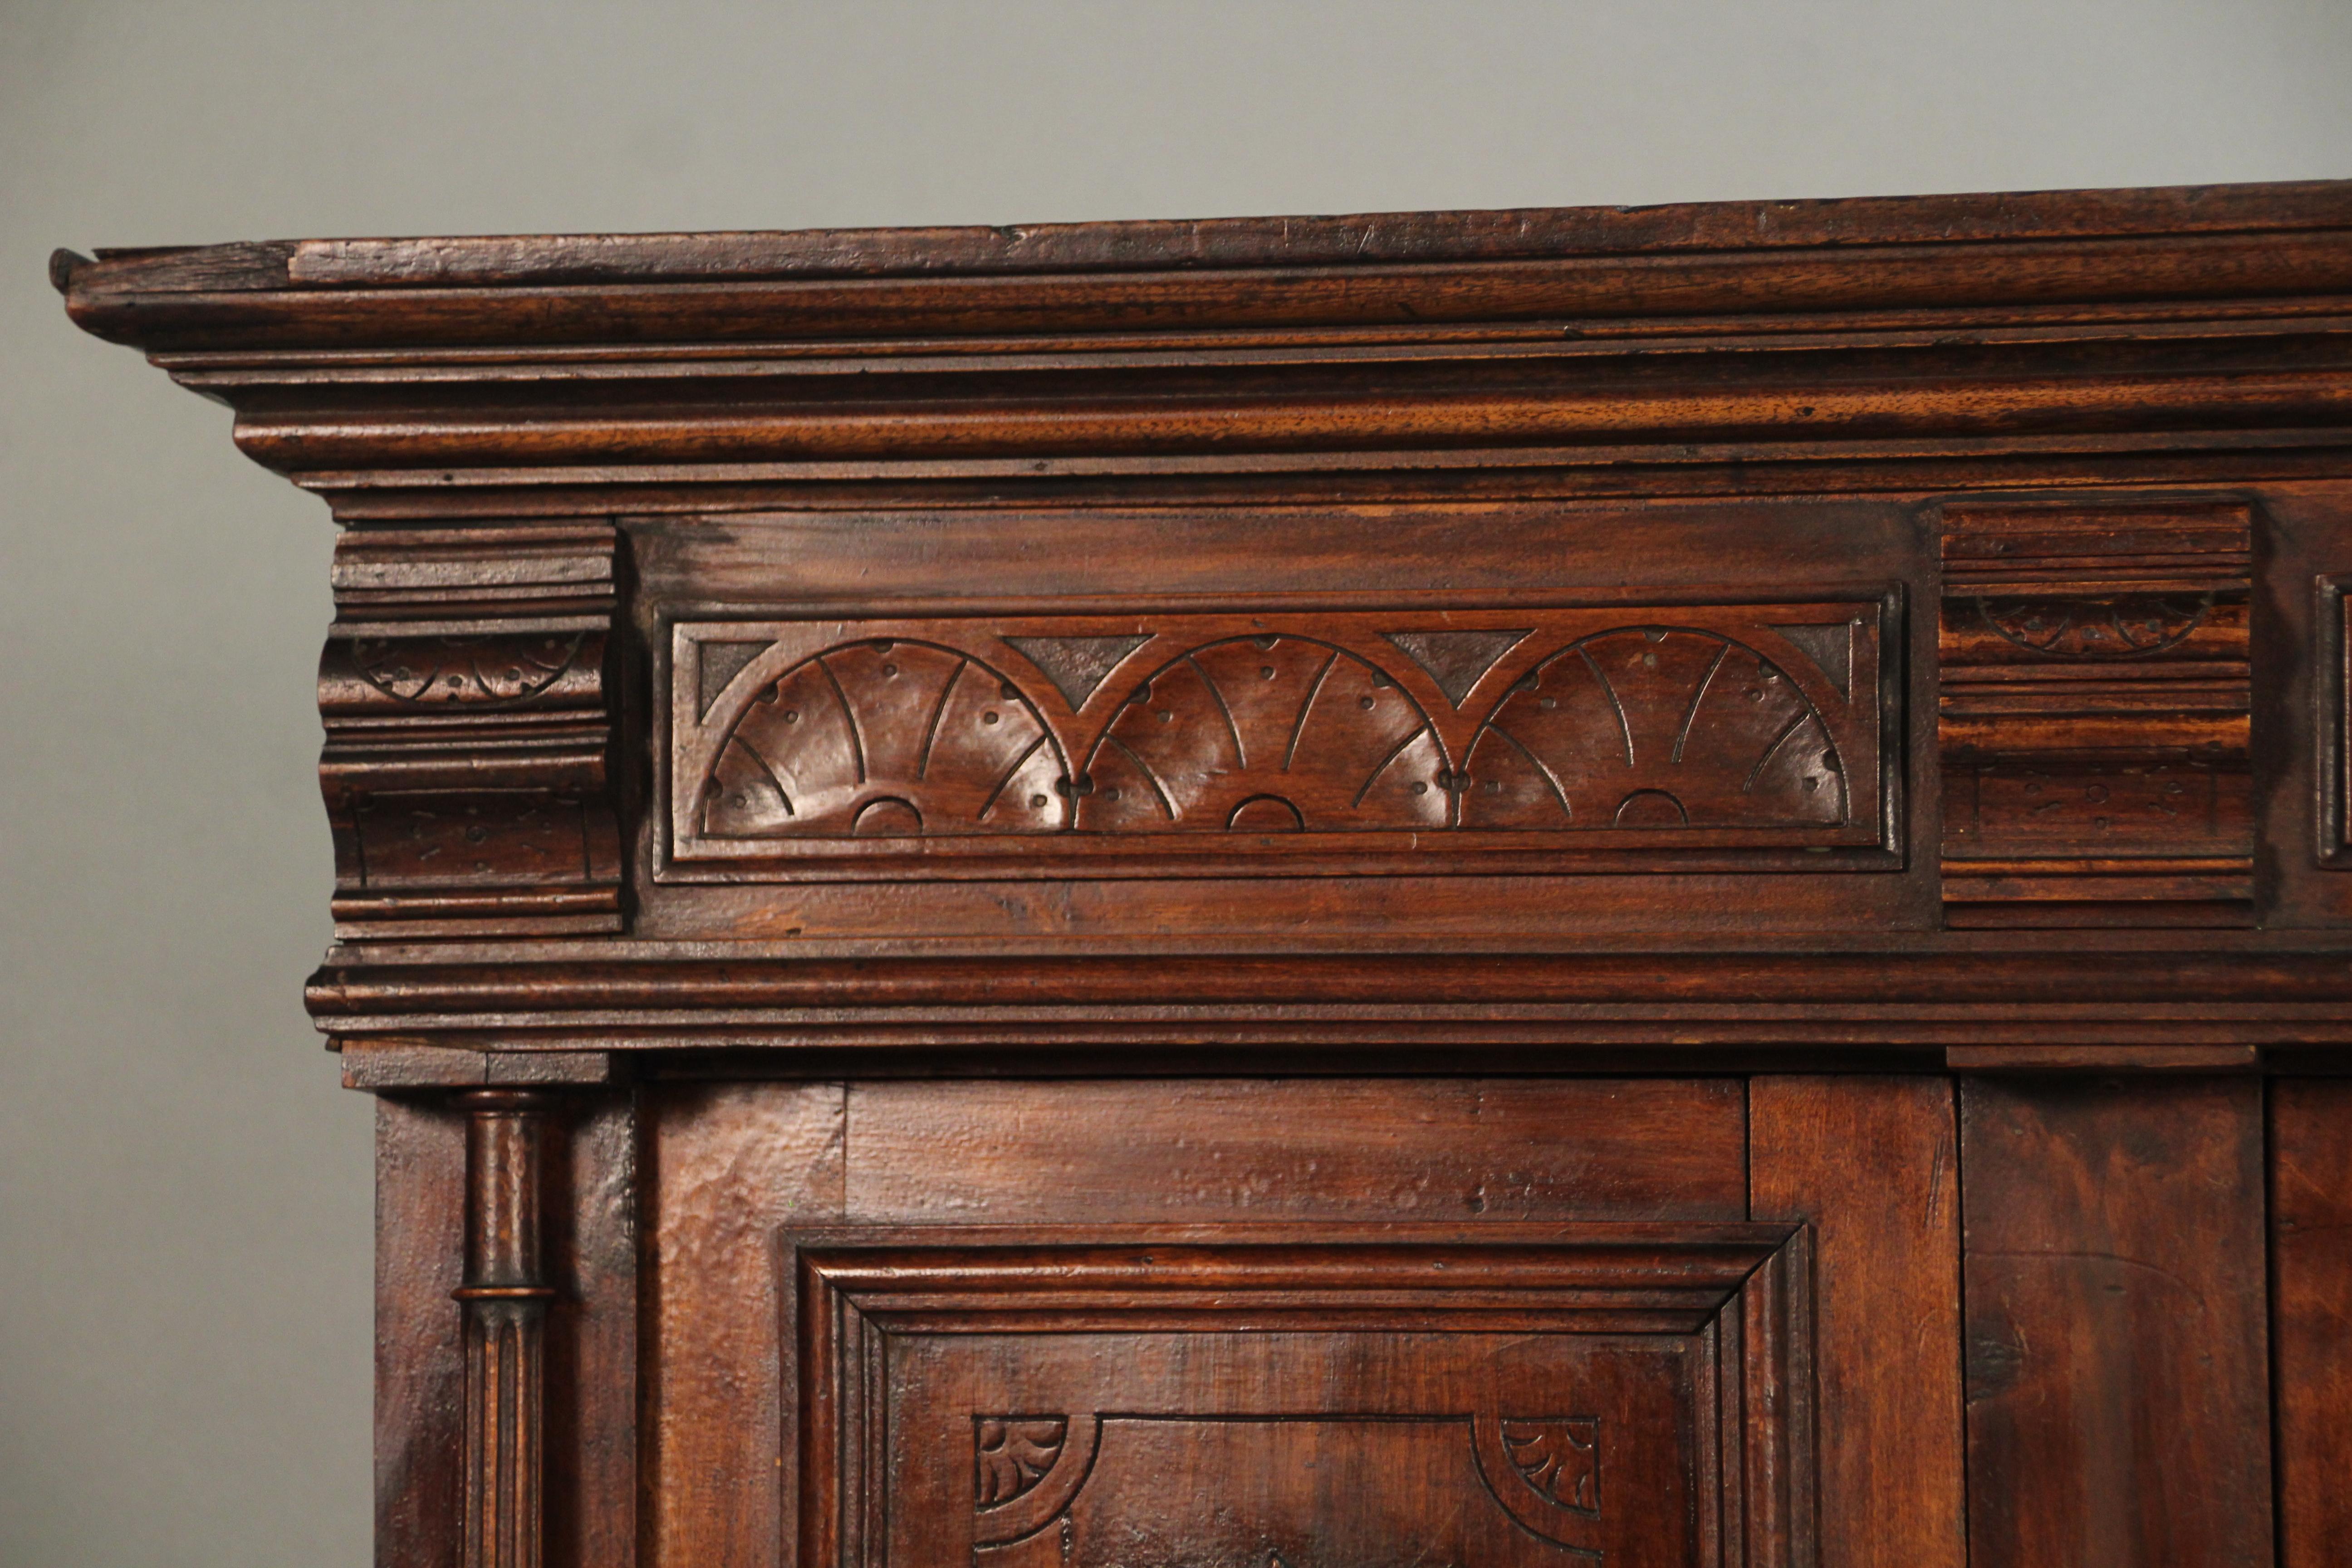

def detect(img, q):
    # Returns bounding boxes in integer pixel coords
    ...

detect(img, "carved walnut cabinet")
[57,179,2352,1568]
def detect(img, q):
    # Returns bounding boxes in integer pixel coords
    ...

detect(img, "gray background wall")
[3,2,2348,1561]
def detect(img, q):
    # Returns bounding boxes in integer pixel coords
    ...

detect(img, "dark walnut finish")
[57,179,2352,1567]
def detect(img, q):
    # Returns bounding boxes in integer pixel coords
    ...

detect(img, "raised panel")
[668,600,1892,880]
[789,1225,1814,1568]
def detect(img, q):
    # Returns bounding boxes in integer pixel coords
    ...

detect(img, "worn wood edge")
[304,948,2352,1010]
[1943,1044,2261,1073]
[56,179,2352,297]
[59,221,2352,356]
[340,1039,621,1090]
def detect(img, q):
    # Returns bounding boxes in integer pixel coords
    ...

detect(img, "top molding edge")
[54,178,2352,296]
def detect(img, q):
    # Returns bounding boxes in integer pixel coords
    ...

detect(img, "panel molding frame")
[664,593,1900,882]
[784,1222,1818,1568]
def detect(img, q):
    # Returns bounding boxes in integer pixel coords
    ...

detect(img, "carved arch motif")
[1077,636,1448,833]
[674,603,1883,862]
[701,639,1068,838]
[1459,627,1844,830]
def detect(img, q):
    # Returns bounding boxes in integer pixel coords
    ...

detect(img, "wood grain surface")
[2272,1079,2352,1568]
[1751,1076,1965,1568]
[1960,1077,2273,1568]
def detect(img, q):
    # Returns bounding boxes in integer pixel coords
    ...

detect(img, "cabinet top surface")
[54,177,2352,357]
[55,178,2352,290]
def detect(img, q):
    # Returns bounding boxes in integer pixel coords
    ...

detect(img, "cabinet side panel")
[1749,1077,1965,1568]
[2271,1079,2352,1568]
[847,1078,1747,1222]
[645,1083,845,1568]
[377,1096,466,1568]
[1960,1078,2272,1568]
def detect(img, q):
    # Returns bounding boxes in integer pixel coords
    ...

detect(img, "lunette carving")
[671,601,1890,875]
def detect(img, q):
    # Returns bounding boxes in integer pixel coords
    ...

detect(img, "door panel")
[791,1225,1812,1568]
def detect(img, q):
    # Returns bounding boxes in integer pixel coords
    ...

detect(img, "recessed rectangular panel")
[668,601,1890,879]
[789,1225,1813,1568]
[905,1337,1688,1568]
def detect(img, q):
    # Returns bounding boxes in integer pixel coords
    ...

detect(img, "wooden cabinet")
[59,179,2352,1567]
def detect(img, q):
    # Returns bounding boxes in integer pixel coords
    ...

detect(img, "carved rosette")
[670,601,1888,875]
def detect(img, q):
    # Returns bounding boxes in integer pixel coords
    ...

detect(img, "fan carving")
[676,604,1880,855]
[977,1417,1068,1508]
[1460,628,1844,829]
[1079,637,1448,833]
[1500,1419,1601,1514]
[700,640,1067,838]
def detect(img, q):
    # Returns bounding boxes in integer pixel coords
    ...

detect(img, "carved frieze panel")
[789,1224,1814,1568]
[1939,500,2254,926]
[666,601,1892,878]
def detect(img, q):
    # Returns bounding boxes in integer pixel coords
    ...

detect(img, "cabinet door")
[640,1076,1977,1568]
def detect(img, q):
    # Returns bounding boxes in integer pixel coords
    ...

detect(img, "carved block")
[667,601,1894,878]
[321,525,621,938]
[1939,501,2253,926]
[790,1224,1814,1568]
